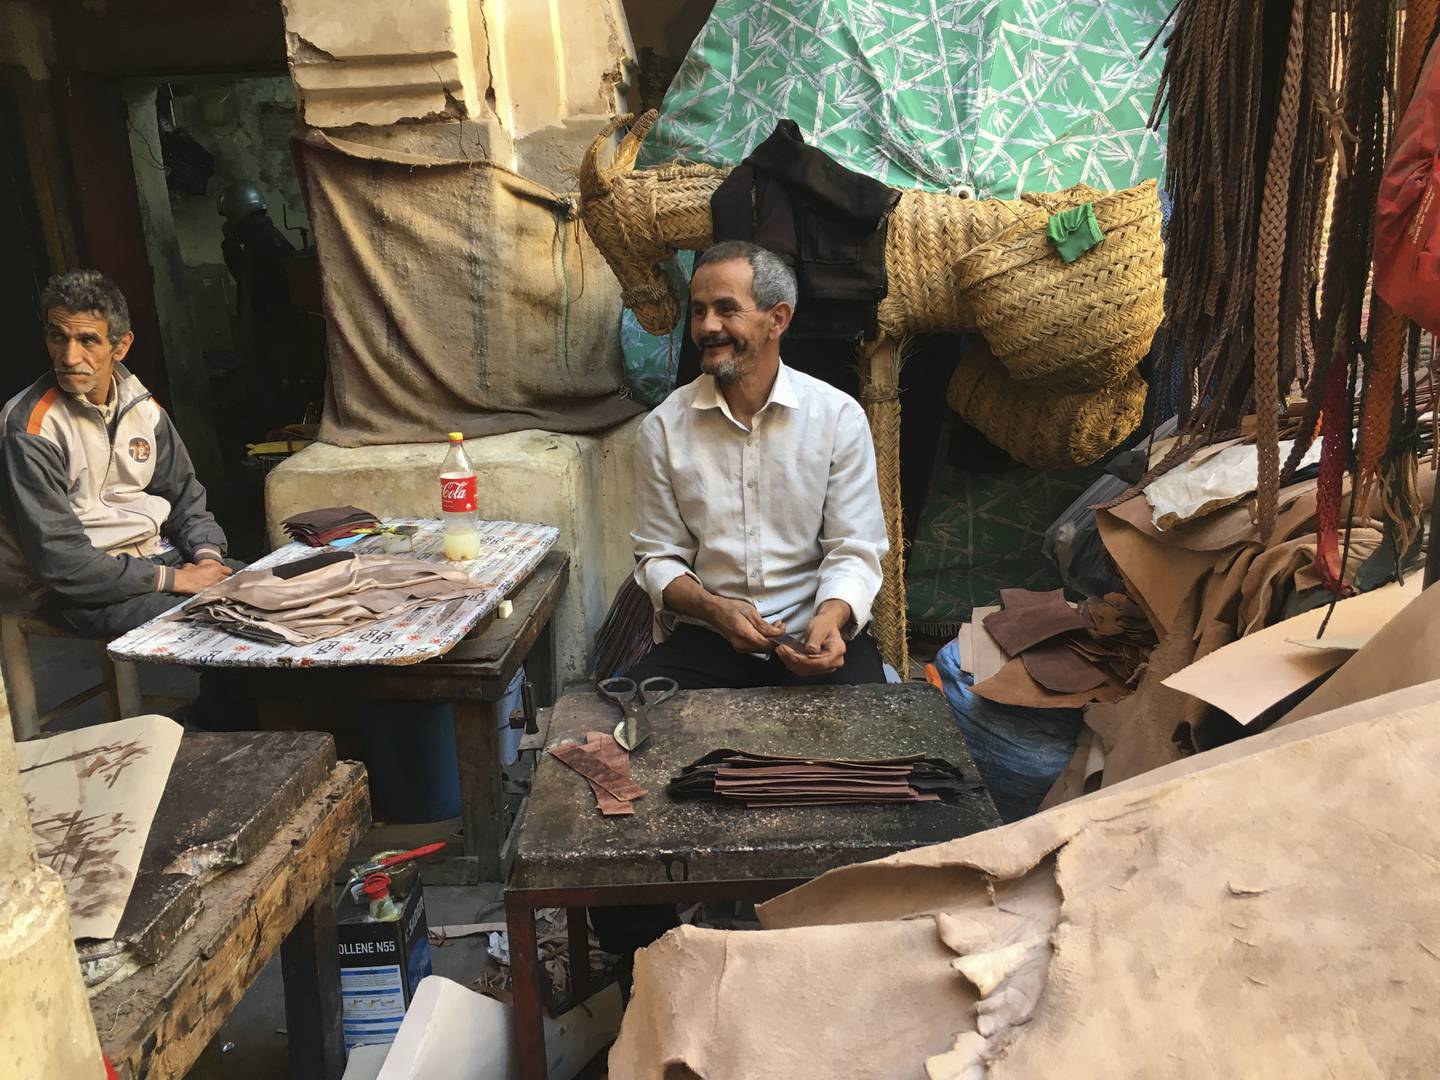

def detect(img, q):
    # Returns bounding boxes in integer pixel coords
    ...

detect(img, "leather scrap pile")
[1041,432,1437,805]
[667,749,975,809]
[968,589,1156,710]
[282,505,379,547]
[548,733,647,816]
[172,550,478,646]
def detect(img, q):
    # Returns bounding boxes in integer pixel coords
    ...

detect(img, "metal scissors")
[598,675,678,751]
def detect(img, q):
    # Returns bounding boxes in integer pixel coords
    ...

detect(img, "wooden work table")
[506,682,1001,1079]
[89,731,369,1080]
[234,550,569,885]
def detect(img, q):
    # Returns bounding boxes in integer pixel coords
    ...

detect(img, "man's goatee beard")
[710,360,744,384]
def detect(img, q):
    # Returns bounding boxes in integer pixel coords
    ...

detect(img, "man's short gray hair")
[695,241,798,312]
[40,270,132,344]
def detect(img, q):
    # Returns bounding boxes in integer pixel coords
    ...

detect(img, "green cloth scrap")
[1046,204,1105,263]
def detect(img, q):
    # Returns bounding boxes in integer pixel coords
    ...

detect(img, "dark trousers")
[625,622,887,690]
[42,551,246,640]
[42,552,255,731]
[594,622,888,973]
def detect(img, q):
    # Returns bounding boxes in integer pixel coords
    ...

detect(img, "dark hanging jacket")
[710,120,900,341]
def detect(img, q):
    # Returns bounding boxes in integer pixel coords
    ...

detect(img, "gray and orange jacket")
[0,364,227,607]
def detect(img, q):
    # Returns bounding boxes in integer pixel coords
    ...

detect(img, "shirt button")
[750,570,759,579]
[746,480,756,489]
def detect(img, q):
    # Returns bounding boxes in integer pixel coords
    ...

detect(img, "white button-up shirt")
[632,362,888,641]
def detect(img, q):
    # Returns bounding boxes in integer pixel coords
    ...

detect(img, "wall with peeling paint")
[282,0,635,191]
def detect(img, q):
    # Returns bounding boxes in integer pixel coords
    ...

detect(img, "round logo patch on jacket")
[128,437,152,463]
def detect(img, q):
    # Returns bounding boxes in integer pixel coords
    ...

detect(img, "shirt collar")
[690,361,800,421]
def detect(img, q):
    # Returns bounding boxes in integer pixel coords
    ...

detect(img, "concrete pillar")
[0,690,106,1076]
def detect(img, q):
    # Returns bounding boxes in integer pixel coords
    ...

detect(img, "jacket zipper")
[96,391,159,532]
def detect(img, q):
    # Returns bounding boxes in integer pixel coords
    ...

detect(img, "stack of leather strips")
[667,750,977,809]
[548,733,647,815]
[282,505,380,547]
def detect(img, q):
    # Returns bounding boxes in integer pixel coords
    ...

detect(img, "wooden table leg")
[454,699,506,883]
[507,894,549,1080]
[280,891,345,1080]
[567,906,591,1003]
[527,617,559,708]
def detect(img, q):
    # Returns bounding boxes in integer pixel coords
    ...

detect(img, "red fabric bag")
[1375,35,1440,335]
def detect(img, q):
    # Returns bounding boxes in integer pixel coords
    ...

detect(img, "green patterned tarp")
[907,449,1108,631]
[624,0,1171,404]
[641,0,1170,199]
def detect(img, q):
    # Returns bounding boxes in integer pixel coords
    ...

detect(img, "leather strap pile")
[1146,0,1432,552]
[667,750,976,809]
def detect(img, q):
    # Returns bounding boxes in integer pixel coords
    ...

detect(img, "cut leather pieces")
[982,599,1090,657]
[174,554,479,646]
[580,732,643,815]
[973,657,1127,710]
[970,588,1156,708]
[549,733,647,816]
[668,750,975,808]
[1021,642,1109,694]
[281,505,380,547]
[549,738,648,807]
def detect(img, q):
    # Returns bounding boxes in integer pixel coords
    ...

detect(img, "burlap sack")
[295,124,641,447]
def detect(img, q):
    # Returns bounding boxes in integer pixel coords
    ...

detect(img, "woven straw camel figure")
[578,112,1162,377]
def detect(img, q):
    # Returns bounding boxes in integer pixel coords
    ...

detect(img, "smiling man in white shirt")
[627,240,890,688]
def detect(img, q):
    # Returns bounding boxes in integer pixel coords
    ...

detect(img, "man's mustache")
[698,336,736,348]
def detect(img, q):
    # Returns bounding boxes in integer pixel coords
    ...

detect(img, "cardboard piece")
[16,715,183,940]
[1284,635,1370,652]
[1276,581,1440,727]
[1160,575,1423,724]
[376,975,621,1080]
[964,606,1007,683]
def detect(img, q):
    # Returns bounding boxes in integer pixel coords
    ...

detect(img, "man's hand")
[776,599,852,677]
[661,574,786,654]
[172,560,233,595]
[705,595,786,654]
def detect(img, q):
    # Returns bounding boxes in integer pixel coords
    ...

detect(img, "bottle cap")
[362,873,391,900]
[448,432,464,442]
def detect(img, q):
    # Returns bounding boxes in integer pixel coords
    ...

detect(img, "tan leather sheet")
[607,682,1440,1078]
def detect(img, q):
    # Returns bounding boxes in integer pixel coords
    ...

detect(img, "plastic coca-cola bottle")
[440,432,480,561]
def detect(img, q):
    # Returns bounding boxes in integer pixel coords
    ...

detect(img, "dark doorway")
[0,82,53,403]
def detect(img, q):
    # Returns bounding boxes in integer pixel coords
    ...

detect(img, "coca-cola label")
[441,476,477,513]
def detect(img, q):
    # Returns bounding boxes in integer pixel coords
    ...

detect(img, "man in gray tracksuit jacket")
[0,270,242,639]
